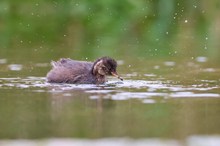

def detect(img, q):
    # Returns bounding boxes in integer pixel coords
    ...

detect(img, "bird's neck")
[95,74,106,84]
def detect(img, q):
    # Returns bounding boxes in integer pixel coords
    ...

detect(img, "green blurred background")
[0,0,220,63]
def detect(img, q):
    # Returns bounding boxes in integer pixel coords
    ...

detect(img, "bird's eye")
[102,67,107,71]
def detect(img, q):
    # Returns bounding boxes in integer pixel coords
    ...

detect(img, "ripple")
[164,61,176,66]
[170,92,220,98]
[0,58,7,64]
[86,90,116,94]
[108,80,166,89]
[0,77,219,102]
[196,56,208,63]
[111,92,167,100]
[8,64,23,71]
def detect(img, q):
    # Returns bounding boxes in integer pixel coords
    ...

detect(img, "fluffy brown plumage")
[46,56,122,84]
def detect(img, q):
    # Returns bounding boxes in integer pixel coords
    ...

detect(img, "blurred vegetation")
[0,0,220,60]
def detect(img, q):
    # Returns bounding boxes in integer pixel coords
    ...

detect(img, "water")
[0,58,220,143]
[1,77,218,102]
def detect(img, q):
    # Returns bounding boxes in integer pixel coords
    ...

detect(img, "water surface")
[0,57,220,141]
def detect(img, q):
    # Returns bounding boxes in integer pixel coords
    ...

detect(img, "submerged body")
[46,57,122,84]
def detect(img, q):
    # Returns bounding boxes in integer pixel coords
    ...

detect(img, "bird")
[46,56,123,84]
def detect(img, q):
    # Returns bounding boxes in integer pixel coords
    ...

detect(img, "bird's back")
[47,58,94,83]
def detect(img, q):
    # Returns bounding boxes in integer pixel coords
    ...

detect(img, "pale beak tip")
[111,72,123,81]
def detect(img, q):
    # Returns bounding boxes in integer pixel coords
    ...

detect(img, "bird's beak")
[111,71,123,81]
